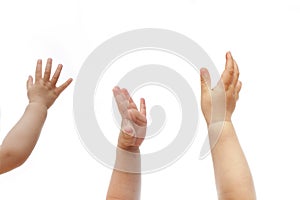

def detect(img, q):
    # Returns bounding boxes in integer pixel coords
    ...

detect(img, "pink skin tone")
[0,58,72,174]
[201,52,256,199]
[1,53,255,199]
[106,86,146,200]
[113,86,147,151]
[107,52,256,199]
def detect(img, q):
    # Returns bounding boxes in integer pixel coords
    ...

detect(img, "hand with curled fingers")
[200,52,242,126]
[27,58,73,109]
[113,86,147,152]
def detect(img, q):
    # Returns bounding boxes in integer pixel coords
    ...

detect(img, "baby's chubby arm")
[0,58,72,174]
[106,86,147,200]
[200,52,256,200]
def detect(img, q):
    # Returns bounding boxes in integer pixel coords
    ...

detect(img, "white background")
[1,0,300,199]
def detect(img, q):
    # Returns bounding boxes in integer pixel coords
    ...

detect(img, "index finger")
[113,86,129,116]
[121,88,137,109]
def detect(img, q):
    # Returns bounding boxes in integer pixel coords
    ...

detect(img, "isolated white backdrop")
[0,0,300,199]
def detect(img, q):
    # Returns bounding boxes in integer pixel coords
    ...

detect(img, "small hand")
[200,52,242,126]
[113,86,147,152]
[27,58,73,109]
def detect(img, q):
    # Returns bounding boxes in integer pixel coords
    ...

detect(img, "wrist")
[207,121,235,141]
[207,120,232,128]
[117,130,141,153]
[115,146,141,173]
[117,144,140,153]
[28,102,48,111]
[205,109,234,127]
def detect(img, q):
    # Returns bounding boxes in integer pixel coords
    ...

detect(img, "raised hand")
[200,52,256,199]
[200,51,242,126]
[113,86,147,152]
[0,58,72,174]
[27,58,73,109]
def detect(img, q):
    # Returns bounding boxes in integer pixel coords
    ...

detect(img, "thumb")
[200,68,211,93]
[27,75,33,90]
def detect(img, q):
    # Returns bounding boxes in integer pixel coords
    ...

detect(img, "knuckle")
[228,68,234,76]
[200,77,206,84]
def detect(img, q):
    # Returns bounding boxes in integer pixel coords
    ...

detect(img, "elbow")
[106,197,124,200]
[0,147,28,174]
[106,195,128,200]
[106,195,140,200]
[218,174,256,200]
[218,190,256,200]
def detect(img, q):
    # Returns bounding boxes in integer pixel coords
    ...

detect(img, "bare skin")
[200,52,256,199]
[0,58,72,174]
[106,52,255,199]
[106,86,147,200]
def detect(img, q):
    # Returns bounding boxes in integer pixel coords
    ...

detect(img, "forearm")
[0,103,47,173]
[106,147,141,200]
[209,121,255,200]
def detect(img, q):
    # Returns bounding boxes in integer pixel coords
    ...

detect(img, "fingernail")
[227,51,232,58]
[112,86,118,91]
[200,68,207,78]
[200,68,204,74]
